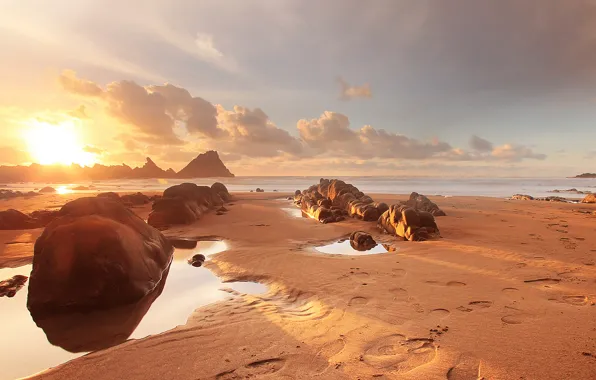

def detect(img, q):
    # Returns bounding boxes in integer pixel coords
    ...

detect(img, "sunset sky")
[1,0,595,176]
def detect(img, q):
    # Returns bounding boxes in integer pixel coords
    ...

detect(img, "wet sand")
[1,192,596,379]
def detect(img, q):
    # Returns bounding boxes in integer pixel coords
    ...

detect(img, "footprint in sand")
[429,308,450,319]
[389,288,410,302]
[457,301,492,312]
[313,338,346,373]
[501,307,534,325]
[561,295,589,306]
[348,296,369,306]
[524,278,561,285]
[425,281,467,287]
[447,353,482,380]
[216,358,286,379]
[391,268,406,278]
[363,334,436,373]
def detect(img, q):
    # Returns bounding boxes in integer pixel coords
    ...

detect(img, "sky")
[1,0,596,177]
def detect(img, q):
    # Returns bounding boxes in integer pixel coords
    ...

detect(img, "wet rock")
[378,204,440,242]
[0,209,39,230]
[405,192,446,216]
[349,231,377,251]
[147,183,225,228]
[188,254,206,267]
[211,182,231,202]
[38,187,56,194]
[120,192,151,206]
[256,188,264,193]
[582,194,596,203]
[512,194,534,201]
[0,275,28,297]
[97,192,120,201]
[27,197,173,317]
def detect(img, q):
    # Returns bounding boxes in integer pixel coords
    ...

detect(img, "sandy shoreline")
[1,192,596,379]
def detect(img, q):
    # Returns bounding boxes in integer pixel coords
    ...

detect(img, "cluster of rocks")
[512,194,581,203]
[378,204,440,241]
[27,197,173,317]
[97,192,155,207]
[349,231,377,251]
[404,192,446,216]
[294,179,389,223]
[549,188,592,195]
[0,189,40,200]
[0,274,28,297]
[0,209,60,230]
[147,182,231,228]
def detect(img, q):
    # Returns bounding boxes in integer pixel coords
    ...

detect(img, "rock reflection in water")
[314,240,391,255]
[30,266,170,353]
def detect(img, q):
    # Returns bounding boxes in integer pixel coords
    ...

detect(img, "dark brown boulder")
[97,192,120,201]
[188,254,206,267]
[0,275,28,297]
[0,209,39,230]
[29,210,60,226]
[211,182,231,202]
[349,231,377,251]
[120,192,151,206]
[406,192,446,216]
[27,197,173,317]
[256,188,264,193]
[148,183,225,228]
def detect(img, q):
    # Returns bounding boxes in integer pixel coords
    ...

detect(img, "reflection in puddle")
[0,240,266,380]
[282,207,306,218]
[315,240,390,255]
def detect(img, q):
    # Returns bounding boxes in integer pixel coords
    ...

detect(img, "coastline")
[1,192,595,379]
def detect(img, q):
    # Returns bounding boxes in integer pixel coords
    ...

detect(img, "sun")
[22,119,97,167]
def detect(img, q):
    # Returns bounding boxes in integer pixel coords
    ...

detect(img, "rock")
[168,238,198,249]
[0,209,39,230]
[216,211,224,215]
[582,194,596,203]
[147,183,225,228]
[211,182,231,202]
[405,192,446,216]
[72,186,91,191]
[120,192,150,206]
[0,275,28,297]
[29,210,60,226]
[256,188,264,192]
[349,231,377,251]
[378,204,440,242]
[39,187,56,194]
[97,192,120,201]
[188,254,206,267]
[176,151,234,178]
[0,189,40,200]
[540,196,566,202]
[27,197,173,317]
[217,206,228,212]
[512,194,534,201]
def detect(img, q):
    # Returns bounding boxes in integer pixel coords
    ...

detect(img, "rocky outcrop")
[549,188,591,195]
[405,192,446,216]
[0,209,39,230]
[0,275,28,297]
[256,188,264,193]
[147,183,228,228]
[39,187,56,194]
[574,173,596,178]
[512,194,534,200]
[378,204,440,242]
[97,192,120,201]
[349,231,377,251]
[120,192,151,206]
[27,197,173,317]
[582,194,596,203]
[0,189,39,199]
[211,182,231,202]
[294,179,388,223]
[176,151,234,178]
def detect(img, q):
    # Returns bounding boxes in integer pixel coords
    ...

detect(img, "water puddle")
[282,207,306,218]
[0,240,266,380]
[314,240,391,255]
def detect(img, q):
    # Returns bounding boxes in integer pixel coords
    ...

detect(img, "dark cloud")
[337,77,372,101]
[469,135,493,152]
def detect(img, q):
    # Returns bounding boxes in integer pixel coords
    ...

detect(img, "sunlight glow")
[22,120,96,166]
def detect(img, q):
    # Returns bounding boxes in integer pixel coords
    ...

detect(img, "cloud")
[83,145,104,154]
[68,105,89,119]
[338,77,372,100]
[58,70,103,97]
[215,105,303,157]
[491,144,546,161]
[0,146,32,165]
[469,135,493,152]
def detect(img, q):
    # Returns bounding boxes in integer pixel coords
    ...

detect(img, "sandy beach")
[1,192,595,379]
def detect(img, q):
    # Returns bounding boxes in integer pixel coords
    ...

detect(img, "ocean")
[2,177,595,199]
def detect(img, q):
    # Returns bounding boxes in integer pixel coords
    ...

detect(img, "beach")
[1,191,595,379]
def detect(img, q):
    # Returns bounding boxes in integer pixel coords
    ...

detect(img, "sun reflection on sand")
[56,186,73,195]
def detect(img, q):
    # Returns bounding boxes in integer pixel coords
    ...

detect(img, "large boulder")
[349,231,377,251]
[120,192,151,206]
[405,192,446,216]
[27,197,173,317]
[39,187,56,194]
[581,194,596,203]
[147,183,225,228]
[378,204,440,242]
[211,182,231,202]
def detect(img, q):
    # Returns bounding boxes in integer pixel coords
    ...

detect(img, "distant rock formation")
[0,151,234,182]
[176,151,234,178]
[574,173,596,178]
